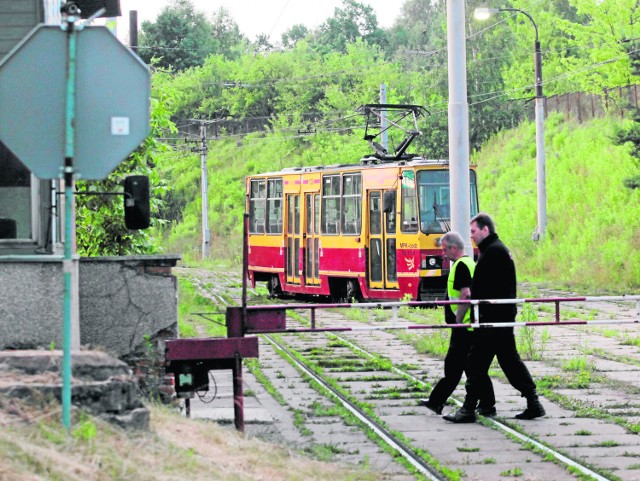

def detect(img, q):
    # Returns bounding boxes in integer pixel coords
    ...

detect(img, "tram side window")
[341,173,361,235]
[401,170,418,233]
[249,179,266,234]
[314,194,320,234]
[321,175,340,234]
[266,178,283,234]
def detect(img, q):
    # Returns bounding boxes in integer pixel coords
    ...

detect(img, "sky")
[116,0,404,42]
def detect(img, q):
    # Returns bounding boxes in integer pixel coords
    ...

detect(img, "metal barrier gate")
[165,294,640,431]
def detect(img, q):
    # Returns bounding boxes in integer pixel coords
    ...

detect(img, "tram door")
[286,194,301,284]
[304,193,320,285]
[368,190,398,290]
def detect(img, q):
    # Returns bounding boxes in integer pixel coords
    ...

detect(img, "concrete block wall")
[0,257,65,349]
[0,254,180,421]
[0,255,180,355]
[78,255,179,357]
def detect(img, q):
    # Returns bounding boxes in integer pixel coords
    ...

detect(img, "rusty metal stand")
[233,352,244,432]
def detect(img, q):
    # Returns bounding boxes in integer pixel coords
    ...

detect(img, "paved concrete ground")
[185,348,415,481]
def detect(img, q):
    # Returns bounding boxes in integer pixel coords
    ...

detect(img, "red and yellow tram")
[246,156,478,301]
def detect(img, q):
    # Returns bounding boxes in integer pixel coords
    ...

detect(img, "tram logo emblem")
[405,257,415,271]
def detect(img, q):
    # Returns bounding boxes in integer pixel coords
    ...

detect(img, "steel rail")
[330,332,612,481]
[262,333,447,481]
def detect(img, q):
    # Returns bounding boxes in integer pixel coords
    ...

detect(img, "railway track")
[177,268,640,480]
[263,332,445,480]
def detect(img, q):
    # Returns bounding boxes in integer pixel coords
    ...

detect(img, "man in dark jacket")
[443,213,545,423]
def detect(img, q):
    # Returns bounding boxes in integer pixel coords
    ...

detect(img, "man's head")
[470,212,495,246]
[441,231,465,261]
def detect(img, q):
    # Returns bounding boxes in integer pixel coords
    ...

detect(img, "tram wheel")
[344,279,360,303]
[267,275,282,298]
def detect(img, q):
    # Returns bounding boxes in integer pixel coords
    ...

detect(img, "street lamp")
[474,7,546,240]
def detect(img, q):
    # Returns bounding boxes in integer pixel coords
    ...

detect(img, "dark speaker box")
[124,175,150,230]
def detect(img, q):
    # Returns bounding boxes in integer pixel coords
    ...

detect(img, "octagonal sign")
[0,25,150,179]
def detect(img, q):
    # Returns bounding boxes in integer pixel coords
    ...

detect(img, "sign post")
[0,18,151,430]
[61,15,79,431]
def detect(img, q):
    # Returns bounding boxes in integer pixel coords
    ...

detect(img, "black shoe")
[515,398,546,420]
[418,398,443,415]
[477,406,497,417]
[443,408,476,423]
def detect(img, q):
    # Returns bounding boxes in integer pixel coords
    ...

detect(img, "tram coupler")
[165,337,259,432]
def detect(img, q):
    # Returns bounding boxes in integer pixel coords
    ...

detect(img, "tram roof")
[249,157,451,178]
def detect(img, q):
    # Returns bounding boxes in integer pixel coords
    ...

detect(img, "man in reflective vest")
[419,231,495,417]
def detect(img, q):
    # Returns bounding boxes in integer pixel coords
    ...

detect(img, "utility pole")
[475,7,546,240]
[129,10,138,56]
[532,21,547,240]
[447,0,472,256]
[380,84,388,152]
[186,122,210,258]
[199,123,210,258]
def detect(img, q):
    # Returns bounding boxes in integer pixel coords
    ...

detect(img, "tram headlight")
[420,255,442,270]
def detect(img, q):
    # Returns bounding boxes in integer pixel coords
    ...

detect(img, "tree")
[497,0,639,96]
[386,0,447,55]
[382,0,525,156]
[75,93,176,256]
[281,24,310,50]
[210,7,246,60]
[138,0,215,71]
[561,0,640,92]
[613,37,640,189]
[313,0,388,53]
[253,33,275,53]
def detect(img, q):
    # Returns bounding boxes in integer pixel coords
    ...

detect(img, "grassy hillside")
[157,129,367,264]
[158,114,640,292]
[474,114,640,292]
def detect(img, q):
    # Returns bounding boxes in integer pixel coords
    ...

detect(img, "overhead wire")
[161,45,632,148]
[151,0,636,147]
[160,42,636,148]
[265,0,293,41]
[187,41,636,143]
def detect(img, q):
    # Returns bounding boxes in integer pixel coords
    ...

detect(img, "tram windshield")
[416,170,478,234]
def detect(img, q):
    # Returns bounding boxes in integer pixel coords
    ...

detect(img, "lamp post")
[475,7,546,240]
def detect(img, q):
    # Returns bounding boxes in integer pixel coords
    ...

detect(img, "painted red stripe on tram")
[318,247,365,271]
[249,245,283,268]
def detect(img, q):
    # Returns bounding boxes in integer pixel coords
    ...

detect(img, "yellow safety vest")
[448,256,475,324]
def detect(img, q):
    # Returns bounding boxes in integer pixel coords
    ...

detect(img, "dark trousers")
[462,327,537,410]
[429,327,495,408]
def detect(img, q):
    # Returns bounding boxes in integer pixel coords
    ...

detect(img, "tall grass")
[474,114,640,292]
[0,401,375,481]
[157,129,363,263]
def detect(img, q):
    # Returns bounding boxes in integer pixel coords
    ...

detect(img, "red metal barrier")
[165,336,259,432]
